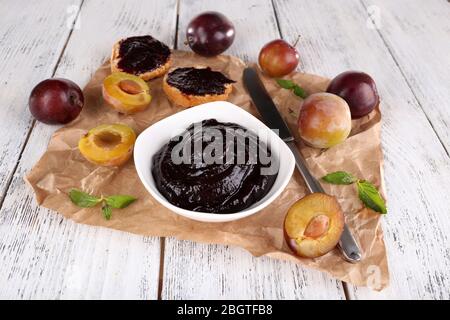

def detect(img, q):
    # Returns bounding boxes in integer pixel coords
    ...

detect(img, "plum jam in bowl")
[134,101,295,223]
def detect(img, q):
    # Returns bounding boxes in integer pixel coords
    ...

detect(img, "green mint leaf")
[105,195,136,209]
[357,180,387,214]
[276,79,296,89]
[102,203,112,220]
[69,189,101,208]
[293,85,307,98]
[322,171,357,185]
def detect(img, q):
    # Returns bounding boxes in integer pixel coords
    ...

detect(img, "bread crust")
[162,71,233,108]
[110,40,171,81]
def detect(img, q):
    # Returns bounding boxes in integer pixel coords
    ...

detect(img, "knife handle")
[286,142,362,263]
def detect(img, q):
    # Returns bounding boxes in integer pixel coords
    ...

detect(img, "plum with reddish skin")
[298,92,352,149]
[258,39,299,77]
[186,11,235,57]
[326,71,379,118]
[29,78,83,124]
[284,193,345,258]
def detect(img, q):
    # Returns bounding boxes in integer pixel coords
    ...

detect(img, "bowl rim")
[134,101,295,222]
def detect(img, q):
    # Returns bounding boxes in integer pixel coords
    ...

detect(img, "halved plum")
[102,72,151,114]
[284,193,344,258]
[78,124,136,167]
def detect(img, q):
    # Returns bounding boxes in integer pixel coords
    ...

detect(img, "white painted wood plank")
[0,0,79,201]
[0,0,178,299]
[163,240,345,300]
[362,0,450,153]
[161,0,346,300]
[274,0,450,299]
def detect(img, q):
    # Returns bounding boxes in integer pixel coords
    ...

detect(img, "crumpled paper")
[26,50,388,290]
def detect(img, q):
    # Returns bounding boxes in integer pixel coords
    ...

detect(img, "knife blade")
[243,67,362,263]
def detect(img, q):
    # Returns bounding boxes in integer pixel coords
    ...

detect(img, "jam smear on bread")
[117,35,171,75]
[166,67,235,96]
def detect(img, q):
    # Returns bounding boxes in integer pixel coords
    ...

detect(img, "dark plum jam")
[151,119,278,213]
[166,67,235,96]
[117,35,171,75]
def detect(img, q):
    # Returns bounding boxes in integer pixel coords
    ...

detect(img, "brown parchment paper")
[26,50,389,290]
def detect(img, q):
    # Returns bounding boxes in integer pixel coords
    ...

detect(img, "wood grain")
[160,0,346,300]
[0,0,178,299]
[163,239,345,299]
[274,0,450,299]
[1,0,449,300]
[0,0,79,203]
[361,0,450,154]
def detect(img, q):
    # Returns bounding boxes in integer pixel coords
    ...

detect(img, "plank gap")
[270,0,284,39]
[0,0,85,212]
[173,0,181,50]
[0,119,36,209]
[359,0,449,157]
[50,0,85,77]
[157,237,166,300]
[0,0,177,300]
[156,0,180,301]
[342,282,350,300]
[271,0,350,300]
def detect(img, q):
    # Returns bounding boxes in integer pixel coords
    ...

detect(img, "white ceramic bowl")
[134,101,295,222]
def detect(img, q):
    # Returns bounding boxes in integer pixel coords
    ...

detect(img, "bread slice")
[163,67,234,108]
[110,36,171,81]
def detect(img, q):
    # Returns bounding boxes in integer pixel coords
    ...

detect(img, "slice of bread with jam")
[163,66,235,107]
[111,35,171,81]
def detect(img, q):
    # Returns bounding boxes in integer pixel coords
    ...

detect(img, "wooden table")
[1,0,449,300]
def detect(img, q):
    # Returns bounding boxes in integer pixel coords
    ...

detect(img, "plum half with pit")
[29,78,84,124]
[284,193,345,258]
[102,72,151,114]
[326,71,379,118]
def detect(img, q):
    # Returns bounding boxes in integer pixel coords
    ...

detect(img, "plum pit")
[304,214,330,239]
[118,79,143,95]
[284,193,345,258]
[102,72,151,114]
[93,131,122,149]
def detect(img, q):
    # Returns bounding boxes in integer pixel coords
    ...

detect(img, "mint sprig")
[105,195,137,209]
[321,171,387,214]
[102,203,113,220]
[69,188,136,220]
[69,189,102,207]
[322,171,357,185]
[276,79,296,89]
[276,79,307,98]
[356,180,387,214]
[293,85,307,98]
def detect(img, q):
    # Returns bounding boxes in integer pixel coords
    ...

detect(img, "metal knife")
[243,67,362,263]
